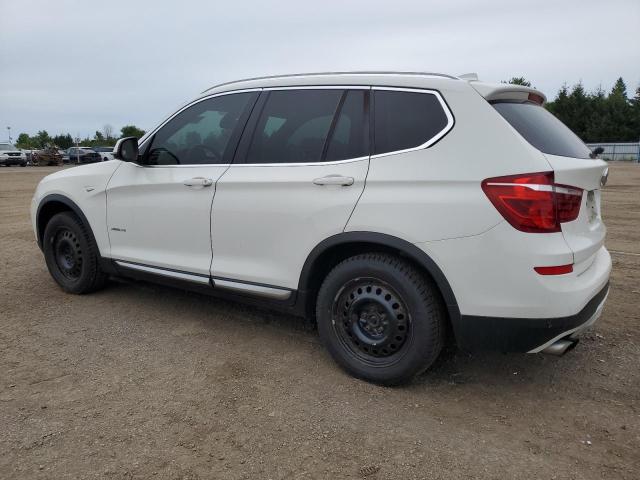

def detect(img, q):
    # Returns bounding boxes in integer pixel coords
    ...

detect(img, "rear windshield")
[492,101,592,159]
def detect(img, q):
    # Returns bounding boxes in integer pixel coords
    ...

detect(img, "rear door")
[210,87,370,293]
[492,101,608,271]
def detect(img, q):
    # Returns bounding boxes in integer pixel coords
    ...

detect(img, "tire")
[42,211,107,294]
[316,253,445,385]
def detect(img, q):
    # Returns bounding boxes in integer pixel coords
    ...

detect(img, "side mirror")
[590,146,604,159]
[114,137,139,162]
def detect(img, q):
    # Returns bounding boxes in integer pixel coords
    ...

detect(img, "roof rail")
[201,71,458,93]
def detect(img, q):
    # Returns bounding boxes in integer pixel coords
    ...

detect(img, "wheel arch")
[36,194,96,250]
[298,231,461,329]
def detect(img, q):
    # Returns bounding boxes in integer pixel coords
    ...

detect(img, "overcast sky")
[1,0,638,140]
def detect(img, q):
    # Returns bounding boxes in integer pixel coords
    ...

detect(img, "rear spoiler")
[464,79,547,105]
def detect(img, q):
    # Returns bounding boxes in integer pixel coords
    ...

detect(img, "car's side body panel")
[347,81,553,242]
[105,162,225,276]
[31,161,122,255]
[211,158,369,289]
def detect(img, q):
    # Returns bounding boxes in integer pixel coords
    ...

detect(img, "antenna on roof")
[458,73,479,81]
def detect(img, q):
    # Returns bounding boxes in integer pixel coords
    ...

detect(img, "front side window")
[146,92,256,165]
[373,89,450,155]
[244,89,368,164]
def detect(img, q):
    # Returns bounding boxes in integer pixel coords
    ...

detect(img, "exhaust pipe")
[542,339,578,356]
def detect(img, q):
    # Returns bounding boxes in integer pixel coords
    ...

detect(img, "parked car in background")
[68,147,101,164]
[22,149,37,164]
[93,146,115,161]
[0,143,27,166]
[31,146,63,166]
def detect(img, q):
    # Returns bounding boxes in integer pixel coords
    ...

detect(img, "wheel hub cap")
[334,279,410,359]
[53,229,83,279]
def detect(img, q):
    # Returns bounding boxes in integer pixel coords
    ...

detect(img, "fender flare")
[35,194,97,250]
[297,231,461,327]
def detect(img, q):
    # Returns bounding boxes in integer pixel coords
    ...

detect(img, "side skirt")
[108,259,304,316]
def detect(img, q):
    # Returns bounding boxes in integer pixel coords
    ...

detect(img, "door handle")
[313,175,355,186]
[183,177,213,187]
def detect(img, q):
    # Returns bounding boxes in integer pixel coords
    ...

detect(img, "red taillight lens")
[528,92,545,105]
[534,264,573,275]
[555,185,583,223]
[481,171,582,233]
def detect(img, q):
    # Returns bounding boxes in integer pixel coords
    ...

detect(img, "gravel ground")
[1,163,638,479]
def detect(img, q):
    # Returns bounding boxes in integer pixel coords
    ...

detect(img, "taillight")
[534,264,573,275]
[481,171,582,233]
[527,92,545,105]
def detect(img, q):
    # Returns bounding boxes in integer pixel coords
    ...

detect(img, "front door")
[106,91,258,277]
[211,88,370,292]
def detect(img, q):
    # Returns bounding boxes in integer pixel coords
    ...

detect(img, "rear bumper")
[454,282,609,352]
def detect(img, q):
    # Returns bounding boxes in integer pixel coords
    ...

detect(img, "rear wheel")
[316,253,445,385]
[42,211,107,294]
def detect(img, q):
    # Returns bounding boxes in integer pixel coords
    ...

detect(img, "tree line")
[13,77,640,150]
[504,76,639,143]
[15,125,146,150]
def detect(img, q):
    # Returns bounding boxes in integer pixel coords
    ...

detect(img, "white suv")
[31,72,611,384]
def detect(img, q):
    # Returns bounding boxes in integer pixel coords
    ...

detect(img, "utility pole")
[6,126,11,144]
[75,135,81,164]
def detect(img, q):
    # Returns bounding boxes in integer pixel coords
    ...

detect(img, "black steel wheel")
[52,228,84,280]
[316,253,445,385]
[333,278,411,364]
[42,211,107,294]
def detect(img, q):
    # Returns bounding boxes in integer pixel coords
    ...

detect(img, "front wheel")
[316,253,445,385]
[42,211,107,294]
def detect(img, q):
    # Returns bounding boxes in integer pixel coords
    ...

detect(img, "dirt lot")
[1,163,638,479]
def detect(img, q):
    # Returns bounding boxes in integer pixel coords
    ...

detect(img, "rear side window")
[492,101,592,159]
[244,89,368,164]
[373,89,450,155]
[325,90,368,162]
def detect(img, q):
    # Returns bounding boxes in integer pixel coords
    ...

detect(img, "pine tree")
[631,86,640,142]
[606,78,632,141]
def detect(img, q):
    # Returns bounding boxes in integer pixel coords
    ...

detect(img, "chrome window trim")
[369,87,455,159]
[136,163,231,169]
[135,156,368,169]
[136,85,454,168]
[232,156,369,168]
[262,85,370,91]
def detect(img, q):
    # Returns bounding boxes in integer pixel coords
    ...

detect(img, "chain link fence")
[586,142,640,162]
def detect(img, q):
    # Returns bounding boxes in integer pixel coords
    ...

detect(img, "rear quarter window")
[492,101,592,159]
[373,89,451,155]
